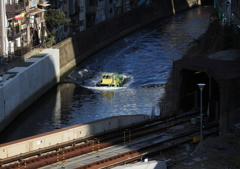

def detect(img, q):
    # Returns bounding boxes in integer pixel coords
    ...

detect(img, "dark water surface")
[0,6,212,143]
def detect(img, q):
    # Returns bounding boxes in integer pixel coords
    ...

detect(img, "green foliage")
[45,9,69,32]
[44,9,69,47]
[45,35,55,48]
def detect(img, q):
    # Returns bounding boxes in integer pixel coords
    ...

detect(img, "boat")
[96,73,124,87]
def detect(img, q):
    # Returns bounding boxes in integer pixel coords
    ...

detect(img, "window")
[64,25,68,32]
[109,0,112,3]
[80,6,84,12]
[118,8,121,14]
[89,0,95,6]
[64,0,67,4]
[80,20,83,26]
[109,8,112,13]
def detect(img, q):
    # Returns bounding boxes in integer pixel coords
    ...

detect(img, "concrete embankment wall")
[0,115,149,159]
[55,0,172,75]
[55,0,201,76]
[0,49,60,132]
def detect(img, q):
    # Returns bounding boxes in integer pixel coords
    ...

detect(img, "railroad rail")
[0,111,217,169]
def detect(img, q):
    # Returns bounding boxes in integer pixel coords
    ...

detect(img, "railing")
[0,53,22,66]
[7,28,26,40]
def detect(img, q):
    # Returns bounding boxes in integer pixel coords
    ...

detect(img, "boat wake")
[69,69,134,90]
[82,86,127,91]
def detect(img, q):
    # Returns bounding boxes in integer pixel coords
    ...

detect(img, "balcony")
[7,27,26,40]
[6,2,25,14]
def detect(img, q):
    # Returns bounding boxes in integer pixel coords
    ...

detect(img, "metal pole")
[198,83,205,159]
[200,88,203,159]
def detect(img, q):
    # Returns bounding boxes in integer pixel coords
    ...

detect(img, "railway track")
[0,111,218,169]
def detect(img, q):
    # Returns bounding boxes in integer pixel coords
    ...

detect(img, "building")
[137,0,150,6]
[105,0,115,19]
[1,0,48,61]
[114,0,139,15]
[5,0,28,58]
[115,0,123,15]
[95,0,106,24]
[27,0,49,49]
[86,0,97,27]
[51,0,69,43]
[48,0,87,42]
[37,0,50,45]
[0,0,8,61]
[69,0,86,35]
[78,0,86,31]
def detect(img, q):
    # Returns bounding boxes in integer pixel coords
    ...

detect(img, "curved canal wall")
[0,0,202,133]
[54,0,201,77]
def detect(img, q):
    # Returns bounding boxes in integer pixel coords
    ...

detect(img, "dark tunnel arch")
[179,69,220,122]
[180,69,209,112]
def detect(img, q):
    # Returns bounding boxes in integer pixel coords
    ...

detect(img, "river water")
[0,6,212,143]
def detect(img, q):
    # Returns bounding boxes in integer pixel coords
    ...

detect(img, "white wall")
[0,49,60,133]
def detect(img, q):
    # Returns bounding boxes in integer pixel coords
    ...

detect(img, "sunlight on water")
[0,7,212,143]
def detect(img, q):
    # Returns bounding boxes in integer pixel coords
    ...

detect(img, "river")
[0,6,212,144]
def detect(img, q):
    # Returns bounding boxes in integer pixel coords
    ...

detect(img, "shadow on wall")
[1,0,208,79]
[53,0,203,77]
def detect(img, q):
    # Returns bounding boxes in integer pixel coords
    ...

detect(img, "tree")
[45,9,69,34]
[44,9,69,47]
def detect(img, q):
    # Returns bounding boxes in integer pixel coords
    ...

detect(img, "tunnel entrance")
[180,69,220,122]
[180,69,209,112]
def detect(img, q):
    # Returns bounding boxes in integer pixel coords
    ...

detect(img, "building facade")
[0,0,48,61]
[0,0,8,60]
[0,0,156,63]
[95,0,106,24]
[5,0,28,58]
[105,0,115,19]
[69,0,86,35]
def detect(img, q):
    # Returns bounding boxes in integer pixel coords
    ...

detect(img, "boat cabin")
[101,73,114,84]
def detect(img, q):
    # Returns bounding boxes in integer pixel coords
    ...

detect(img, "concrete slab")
[112,160,167,169]
[207,50,240,61]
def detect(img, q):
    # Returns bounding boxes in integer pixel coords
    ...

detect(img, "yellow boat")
[96,73,124,87]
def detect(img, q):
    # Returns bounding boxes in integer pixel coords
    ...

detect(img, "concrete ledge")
[0,114,150,159]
